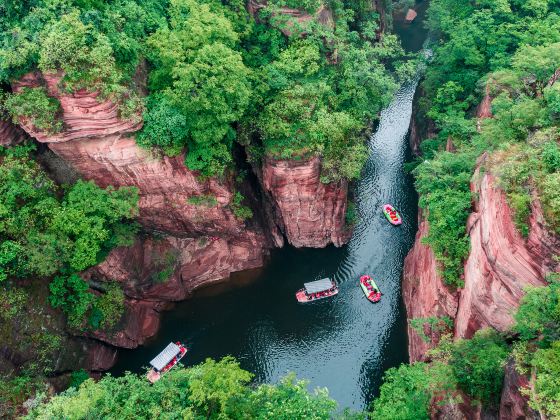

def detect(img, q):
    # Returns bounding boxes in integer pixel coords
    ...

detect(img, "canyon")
[3,68,351,364]
[403,93,560,417]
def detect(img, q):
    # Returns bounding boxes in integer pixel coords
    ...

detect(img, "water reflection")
[111,6,428,409]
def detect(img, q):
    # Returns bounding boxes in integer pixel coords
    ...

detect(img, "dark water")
[111,11,427,411]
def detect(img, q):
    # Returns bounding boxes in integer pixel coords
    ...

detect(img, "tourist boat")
[360,275,381,303]
[146,341,187,383]
[295,278,338,303]
[383,204,402,225]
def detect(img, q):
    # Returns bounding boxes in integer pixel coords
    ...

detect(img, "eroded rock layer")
[262,156,350,248]
[402,215,459,362]
[455,172,559,338]
[12,72,247,237]
[0,119,26,147]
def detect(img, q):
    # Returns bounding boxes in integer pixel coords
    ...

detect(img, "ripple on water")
[110,76,422,412]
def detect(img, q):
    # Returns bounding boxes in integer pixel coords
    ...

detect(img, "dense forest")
[1,0,560,418]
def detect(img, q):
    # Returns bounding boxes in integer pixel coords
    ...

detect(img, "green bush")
[4,87,62,134]
[27,357,338,419]
[515,280,560,345]
[414,151,476,286]
[188,194,219,207]
[530,341,560,418]
[449,329,508,405]
[230,192,253,221]
[69,370,89,389]
[49,274,95,328]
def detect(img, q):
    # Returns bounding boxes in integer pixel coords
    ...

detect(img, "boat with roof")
[383,204,402,225]
[146,341,187,383]
[360,275,382,303]
[295,278,338,303]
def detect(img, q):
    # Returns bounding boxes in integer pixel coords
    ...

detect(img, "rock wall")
[499,359,539,420]
[0,119,26,147]
[262,156,350,248]
[10,71,269,351]
[12,72,249,237]
[455,171,559,338]
[402,215,459,362]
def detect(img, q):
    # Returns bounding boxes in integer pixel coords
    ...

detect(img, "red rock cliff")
[12,72,250,237]
[455,171,559,338]
[11,71,269,350]
[402,215,459,362]
[262,156,350,248]
[0,119,26,147]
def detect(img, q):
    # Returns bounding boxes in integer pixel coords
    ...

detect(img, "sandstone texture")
[262,156,350,248]
[0,119,26,147]
[87,233,266,301]
[499,359,539,420]
[12,72,248,237]
[10,71,270,351]
[402,215,459,362]
[455,172,559,338]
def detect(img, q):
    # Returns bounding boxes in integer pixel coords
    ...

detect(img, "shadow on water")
[111,5,429,411]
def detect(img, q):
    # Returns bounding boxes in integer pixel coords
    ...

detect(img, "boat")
[360,275,381,303]
[146,341,187,383]
[296,278,338,303]
[383,204,402,225]
[405,8,418,23]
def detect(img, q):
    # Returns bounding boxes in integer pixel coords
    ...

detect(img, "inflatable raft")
[360,275,381,303]
[383,204,402,225]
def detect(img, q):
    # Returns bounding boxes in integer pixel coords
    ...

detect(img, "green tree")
[143,0,252,176]
[449,329,508,405]
[27,358,339,419]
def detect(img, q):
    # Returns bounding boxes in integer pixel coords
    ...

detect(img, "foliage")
[413,0,560,280]
[49,274,95,328]
[371,361,457,419]
[69,370,90,390]
[530,341,560,418]
[345,200,357,225]
[27,357,338,419]
[91,282,125,329]
[188,194,219,207]
[410,316,453,343]
[515,280,560,345]
[230,192,253,221]
[414,151,475,286]
[142,0,251,177]
[3,87,62,134]
[0,151,138,281]
[449,329,508,405]
[0,284,27,320]
[0,148,136,327]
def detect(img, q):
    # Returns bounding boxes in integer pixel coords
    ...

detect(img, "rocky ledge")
[262,156,350,248]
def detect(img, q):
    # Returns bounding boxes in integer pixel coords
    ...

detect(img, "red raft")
[360,275,382,303]
[296,278,338,303]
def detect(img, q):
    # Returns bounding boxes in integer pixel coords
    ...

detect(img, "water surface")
[111,7,427,410]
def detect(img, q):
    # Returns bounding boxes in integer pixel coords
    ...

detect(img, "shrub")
[4,87,62,134]
[49,274,95,328]
[449,329,508,405]
[91,282,124,330]
[515,280,560,345]
[230,192,253,221]
[188,194,219,207]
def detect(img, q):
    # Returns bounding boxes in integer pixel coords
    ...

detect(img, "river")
[111,2,429,411]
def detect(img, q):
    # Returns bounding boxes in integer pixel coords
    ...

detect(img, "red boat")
[296,278,338,303]
[360,275,381,303]
[147,341,187,383]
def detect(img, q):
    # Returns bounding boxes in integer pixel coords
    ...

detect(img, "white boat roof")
[150,342,180,371]
[304,278,333,294]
